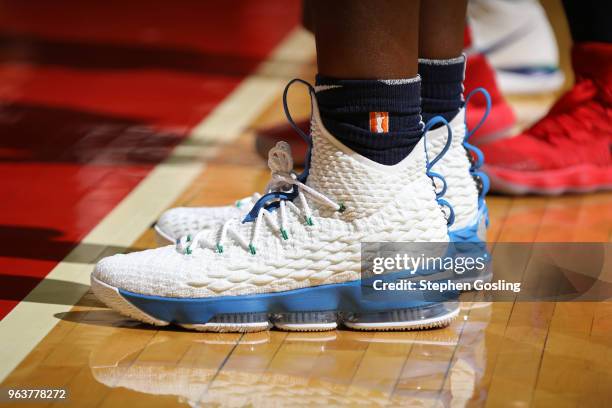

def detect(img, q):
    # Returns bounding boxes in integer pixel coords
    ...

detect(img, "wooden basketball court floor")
[1,4,611,408]
[1,63,611,408]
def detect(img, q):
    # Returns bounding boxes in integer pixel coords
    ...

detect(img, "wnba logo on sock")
[370,112,389,133]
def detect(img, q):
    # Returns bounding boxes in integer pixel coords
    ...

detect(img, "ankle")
[419,55,465,123]
[314,75,423,165]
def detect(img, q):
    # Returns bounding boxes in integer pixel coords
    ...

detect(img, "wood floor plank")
[531,303,599,407]
[484,194,552,407]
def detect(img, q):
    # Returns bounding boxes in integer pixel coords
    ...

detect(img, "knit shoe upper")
[155,198,251,243]
[426,109,480,231]
[93,99,448,299]
[156,110,481,242]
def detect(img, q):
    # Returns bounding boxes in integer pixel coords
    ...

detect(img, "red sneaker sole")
[484,163,612,195]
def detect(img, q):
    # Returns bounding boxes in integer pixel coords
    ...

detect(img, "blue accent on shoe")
[446,100,490,242]
[243,79,315,224]
[437,198,455,227]
[118,273,459,325]
[285,79,313,183]
[242,190,297,223]
[447,203,492,284]
[447,87,492,243]
[464,88,491,201]
[449,203,489,243]
[284,78,313,183]
[283,78,314,146]
[428,172,447,199]
[465,89,490,145]
[424,115,455,227]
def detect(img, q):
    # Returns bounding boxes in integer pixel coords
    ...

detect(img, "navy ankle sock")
[419,55,465,123]
[315,75,423,166]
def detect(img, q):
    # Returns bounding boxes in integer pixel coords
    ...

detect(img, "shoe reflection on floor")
[89,302,492,407]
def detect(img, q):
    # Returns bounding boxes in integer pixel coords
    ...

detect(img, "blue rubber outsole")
[119,271,460,325]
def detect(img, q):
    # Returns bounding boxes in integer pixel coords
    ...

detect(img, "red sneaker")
[464,52,517,145]
[463,25,516,145]
[482,43,612,195]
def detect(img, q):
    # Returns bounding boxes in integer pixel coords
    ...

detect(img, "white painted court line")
[0,28,315,382]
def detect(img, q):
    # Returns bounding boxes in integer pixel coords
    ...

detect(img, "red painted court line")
[0,0,300,319]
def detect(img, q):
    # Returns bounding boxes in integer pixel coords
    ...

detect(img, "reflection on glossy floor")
[4,292,611,407]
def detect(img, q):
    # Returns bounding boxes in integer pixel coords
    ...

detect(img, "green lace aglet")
[185,247,192,255]
[186,234,192,242]
[248,244,257,255]
[338,202,346,213]
[235,200,242,208]
[280,228,289,240]
[306,217,314,226]
[216,243,224,253]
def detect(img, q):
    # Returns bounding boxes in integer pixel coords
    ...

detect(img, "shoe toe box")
[92,247,188,296]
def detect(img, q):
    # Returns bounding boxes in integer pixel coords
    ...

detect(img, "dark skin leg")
[310,0,421,79]
[418,0,468,59]
[302,0,314,33]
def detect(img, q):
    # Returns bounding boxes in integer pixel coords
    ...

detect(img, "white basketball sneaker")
[91,85,458,332]
[467,0,564,94]
[155,96,489,247]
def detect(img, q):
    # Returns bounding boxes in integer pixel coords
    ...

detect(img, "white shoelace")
[177,142,344,255]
